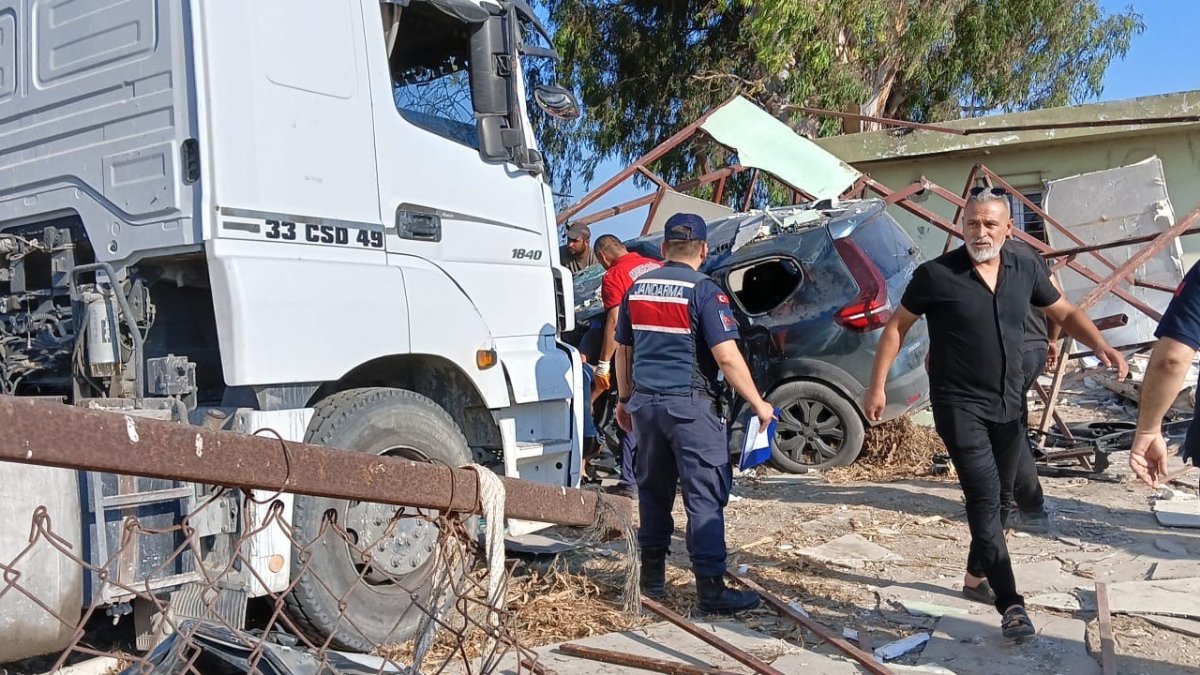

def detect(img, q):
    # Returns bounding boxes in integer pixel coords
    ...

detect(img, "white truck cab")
[0,0,583,657]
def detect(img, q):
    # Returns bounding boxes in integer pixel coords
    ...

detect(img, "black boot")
[695,575,759,614]
[640,548,667,598]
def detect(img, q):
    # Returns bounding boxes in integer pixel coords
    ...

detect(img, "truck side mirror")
[533,84,580,121]
[470,15,518,164]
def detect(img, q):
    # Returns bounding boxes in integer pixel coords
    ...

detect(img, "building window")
[1010,188,1047,243]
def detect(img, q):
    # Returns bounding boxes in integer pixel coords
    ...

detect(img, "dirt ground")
[514,384,1200,674]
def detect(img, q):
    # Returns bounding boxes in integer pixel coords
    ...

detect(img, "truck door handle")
[397,209,442,242]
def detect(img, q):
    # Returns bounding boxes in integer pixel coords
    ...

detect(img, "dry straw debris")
[826,415,953,483]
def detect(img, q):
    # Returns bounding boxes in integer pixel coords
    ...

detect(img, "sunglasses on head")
[969,186,1009,197]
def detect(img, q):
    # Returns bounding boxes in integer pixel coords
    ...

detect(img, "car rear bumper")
[877,363,930,424]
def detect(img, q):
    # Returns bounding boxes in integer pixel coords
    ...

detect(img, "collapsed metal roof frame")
[558,98,1200,461]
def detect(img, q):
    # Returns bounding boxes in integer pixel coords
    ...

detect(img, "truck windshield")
[386,2,479,149]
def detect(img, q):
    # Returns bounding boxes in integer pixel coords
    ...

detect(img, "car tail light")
[833,238,892,332]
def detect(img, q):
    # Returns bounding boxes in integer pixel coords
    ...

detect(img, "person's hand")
[1095,345,1129,381]
[593,371,611,392]
[750,399,776,428]
[1045,341,1059,372]
[1129,431,1171,488]
[616,401,633,433]
[864,386,886,422]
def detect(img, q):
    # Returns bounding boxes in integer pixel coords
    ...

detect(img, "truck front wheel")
[284,387,473,652]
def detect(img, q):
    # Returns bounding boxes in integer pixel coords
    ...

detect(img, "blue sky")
[562,1,1200,243]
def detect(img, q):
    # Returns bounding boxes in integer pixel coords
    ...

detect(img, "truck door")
[363,1,559,341]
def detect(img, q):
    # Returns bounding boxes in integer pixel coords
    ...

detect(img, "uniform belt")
[635,388,715,400]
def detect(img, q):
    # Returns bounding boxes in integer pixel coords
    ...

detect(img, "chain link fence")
[0,461,635,675]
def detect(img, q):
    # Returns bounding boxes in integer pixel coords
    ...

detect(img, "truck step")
[513,439,571,460]
[101,486,193,510]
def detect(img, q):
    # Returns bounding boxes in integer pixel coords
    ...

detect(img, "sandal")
[1001,605,1036,640]
[962,579,996,605]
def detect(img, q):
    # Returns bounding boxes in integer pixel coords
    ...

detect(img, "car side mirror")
[533,84,580,121]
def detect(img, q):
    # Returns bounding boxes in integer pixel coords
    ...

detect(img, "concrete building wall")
[852,127,1200,267]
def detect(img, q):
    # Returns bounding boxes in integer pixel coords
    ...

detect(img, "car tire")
[284,387,473,652]
[768,380,866,472]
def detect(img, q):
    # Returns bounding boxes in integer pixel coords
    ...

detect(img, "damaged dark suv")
[575,199,930,471]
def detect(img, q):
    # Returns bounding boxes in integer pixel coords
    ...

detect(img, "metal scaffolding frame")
[558,104,1200,467]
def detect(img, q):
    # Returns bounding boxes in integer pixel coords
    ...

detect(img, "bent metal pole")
[0,396,630,530]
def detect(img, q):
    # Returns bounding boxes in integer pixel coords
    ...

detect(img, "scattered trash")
[737,564,750,575]
[843,627,860,642]
[787,600,810,618]
[873,632,930,662]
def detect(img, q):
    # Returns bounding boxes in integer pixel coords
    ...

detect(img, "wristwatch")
[618,396,631,404]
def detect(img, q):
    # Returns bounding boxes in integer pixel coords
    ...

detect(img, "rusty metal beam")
[573,165,749,230]
[557,644,738,675]
[1078,204,1200,313]
[727,571,894,675]
[742,169,760,212]
[1096,582,1118,675]
[1047,226,1200,259]
[640,598,784,675]
[0,397,631,529]
[874,175,1164,321]
[557,95,738,225]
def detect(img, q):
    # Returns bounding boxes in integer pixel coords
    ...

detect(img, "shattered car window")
[727,258,803,316]
[573,264,606,322]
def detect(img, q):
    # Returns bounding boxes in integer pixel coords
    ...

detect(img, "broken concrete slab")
[1151,560,1200,580]
[919,612,1099,675]
[797,533,901,569]
[444,620,807,675]
[900,600,971,618]
[1026,592,1083,612]
[1154,499,1200,529]
[1153,538,1190,556]
[1136,614,1200,638]
[1010,560,1082,595]
[770,651,861,674]
[1107,578,1200,619]
[878,579,987,625]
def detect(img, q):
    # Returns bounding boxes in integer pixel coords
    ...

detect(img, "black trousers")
[933,406,1026,614]
[1012,348,1047,515]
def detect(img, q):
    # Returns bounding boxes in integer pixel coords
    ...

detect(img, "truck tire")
[284,387,473,652]
[768,380,865,473]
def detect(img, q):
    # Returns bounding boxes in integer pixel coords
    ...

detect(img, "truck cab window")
[382,2,479,149]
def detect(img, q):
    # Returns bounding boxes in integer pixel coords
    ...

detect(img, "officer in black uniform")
[613,212,776,613]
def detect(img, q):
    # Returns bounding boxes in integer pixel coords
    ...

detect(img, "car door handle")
[397,209,442,242]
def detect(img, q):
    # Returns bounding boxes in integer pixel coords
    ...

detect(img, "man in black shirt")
[864,188,1128,640]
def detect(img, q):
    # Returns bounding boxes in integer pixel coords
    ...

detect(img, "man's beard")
[966,242,1000,263]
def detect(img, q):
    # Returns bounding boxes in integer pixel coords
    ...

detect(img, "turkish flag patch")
[719,310,737,331]
[717,292,730,304]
